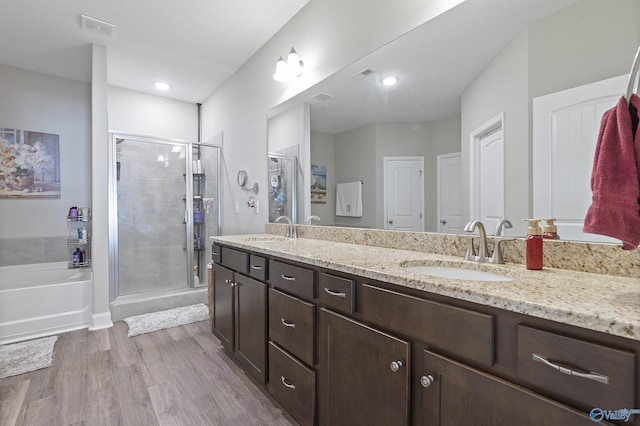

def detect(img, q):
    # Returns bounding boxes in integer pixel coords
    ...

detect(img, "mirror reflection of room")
[267,0,640,242]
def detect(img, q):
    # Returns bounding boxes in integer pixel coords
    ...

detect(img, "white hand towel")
[336,181,363,217]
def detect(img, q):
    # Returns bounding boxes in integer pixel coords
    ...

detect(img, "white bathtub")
[0,262,92,344]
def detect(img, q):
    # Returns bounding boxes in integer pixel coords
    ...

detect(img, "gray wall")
[0,65,91,266]
[313,117,461,230]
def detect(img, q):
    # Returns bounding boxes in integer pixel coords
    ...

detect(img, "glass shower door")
[115,137,189,296]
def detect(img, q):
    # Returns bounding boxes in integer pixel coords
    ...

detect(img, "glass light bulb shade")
[287,48,302,78]
[273,56,289,81]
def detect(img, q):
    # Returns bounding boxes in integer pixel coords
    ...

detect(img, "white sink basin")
[404,265,512,282]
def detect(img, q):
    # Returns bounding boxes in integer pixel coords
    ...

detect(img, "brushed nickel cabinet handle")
[281,274,296,281]
[532,353,609,385]
[281,318,296,328]
[420,375,435,388]
[390,360,404,372]
[324,288,346,298]
[251,264,262,270]
[281,376,296,389]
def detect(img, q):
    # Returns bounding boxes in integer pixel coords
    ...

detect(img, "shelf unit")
[67,215,91,268]
[189,173,206,285]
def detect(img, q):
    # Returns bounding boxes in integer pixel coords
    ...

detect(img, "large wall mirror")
[267,0,640,241]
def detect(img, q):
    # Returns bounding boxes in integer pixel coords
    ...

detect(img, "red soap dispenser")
[523,219,543,270]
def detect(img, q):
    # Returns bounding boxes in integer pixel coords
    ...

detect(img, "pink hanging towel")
[584,94,640,249]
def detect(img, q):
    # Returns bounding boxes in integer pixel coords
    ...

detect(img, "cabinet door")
[235,273,268,385]
[318,308,410,426]
[212,263,234,351]
[420,350,607,426]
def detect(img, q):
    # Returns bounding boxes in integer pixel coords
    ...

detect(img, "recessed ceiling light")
[382,76,399,86]
[154,81,171,91]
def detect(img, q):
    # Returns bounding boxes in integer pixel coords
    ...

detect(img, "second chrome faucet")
[464,219,513,264]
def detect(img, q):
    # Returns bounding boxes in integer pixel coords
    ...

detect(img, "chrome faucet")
[275,215,296,239]
[464,220,489,262]
[494,218,513,236]
[305,215,321,225]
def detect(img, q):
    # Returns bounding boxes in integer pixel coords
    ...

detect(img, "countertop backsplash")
[265,224,640,278]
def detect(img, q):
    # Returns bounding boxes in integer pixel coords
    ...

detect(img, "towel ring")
[625,46,640,104]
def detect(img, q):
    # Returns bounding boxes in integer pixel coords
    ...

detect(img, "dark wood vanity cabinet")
[318,308,410,426]
[211,244,638,426]
[212,250,267,385]
[420,350,601,425]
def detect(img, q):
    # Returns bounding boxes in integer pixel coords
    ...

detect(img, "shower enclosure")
[109,134,220,305]
[268,152,297,223]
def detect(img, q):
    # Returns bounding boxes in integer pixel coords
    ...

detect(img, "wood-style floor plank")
[0,320,295,426]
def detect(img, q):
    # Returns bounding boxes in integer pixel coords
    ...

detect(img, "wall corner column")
[90,44,113,330]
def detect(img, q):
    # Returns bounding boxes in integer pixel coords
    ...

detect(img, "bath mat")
[124,303,209,337]
[0,335,58,379]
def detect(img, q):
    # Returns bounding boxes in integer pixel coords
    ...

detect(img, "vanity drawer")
[517,325,635,410]
[318,273,354,315]
[249,254,267,281]
[269,288,315,366]
[268,342,316,426]
[221,246,248,274]
[269,260,315,300]
[212,243,222,264]
[358,283,494,366]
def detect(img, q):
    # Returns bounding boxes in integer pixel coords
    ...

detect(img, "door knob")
[390,360,404,372]
[440,219,447,224]
[388,219,394,225]
[420,375,435,388]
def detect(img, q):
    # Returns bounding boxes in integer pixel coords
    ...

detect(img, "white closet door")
[533,74,626,242]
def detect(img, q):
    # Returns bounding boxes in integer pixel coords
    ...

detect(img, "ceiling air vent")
[352,69,374,80]
[80,14,116,38]
[311,92,335,103]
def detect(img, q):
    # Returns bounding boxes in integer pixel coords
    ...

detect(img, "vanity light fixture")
[154,81,171,91]
[382,76,399,86]
[273,47,304,82]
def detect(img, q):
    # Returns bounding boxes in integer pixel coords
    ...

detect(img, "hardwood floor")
[0,321,295,426]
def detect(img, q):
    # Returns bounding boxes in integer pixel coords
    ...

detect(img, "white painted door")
[471,114,504,234]
[384,157,424,231]
[533,74,626,242]
[437,153,463,233]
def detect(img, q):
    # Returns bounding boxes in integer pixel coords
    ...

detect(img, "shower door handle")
[184,211,189,223]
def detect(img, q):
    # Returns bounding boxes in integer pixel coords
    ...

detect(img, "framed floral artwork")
[0,128,60,198]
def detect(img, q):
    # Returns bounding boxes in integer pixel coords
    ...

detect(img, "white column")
[90,44,113,330]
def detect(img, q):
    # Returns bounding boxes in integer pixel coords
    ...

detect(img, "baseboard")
[89,311,113,331]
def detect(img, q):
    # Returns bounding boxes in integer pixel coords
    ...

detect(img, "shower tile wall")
[0,236,67,266]
[117,140,187,295]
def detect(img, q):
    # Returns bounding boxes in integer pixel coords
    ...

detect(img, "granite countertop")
[211,234,640,341]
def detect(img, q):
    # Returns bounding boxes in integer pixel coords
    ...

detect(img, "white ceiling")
[0,0,310,103]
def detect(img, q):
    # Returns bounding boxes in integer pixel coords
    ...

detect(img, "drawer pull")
[390,360,404,372]
[280,318,296,328]
[420,375,435,388]
[532,353,610,385]
[281,376,296,389]
[281,274,296,281]
[324,288,346,298]
[250,264,263,270]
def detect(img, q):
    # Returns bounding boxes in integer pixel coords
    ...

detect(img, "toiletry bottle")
[542,218,560,240]
[194,207,202,223]
[522,219,543,270]
[72,248,81,265]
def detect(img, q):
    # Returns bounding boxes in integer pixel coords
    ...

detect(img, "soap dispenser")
[523,219,543,270]
[542,218,560,240]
